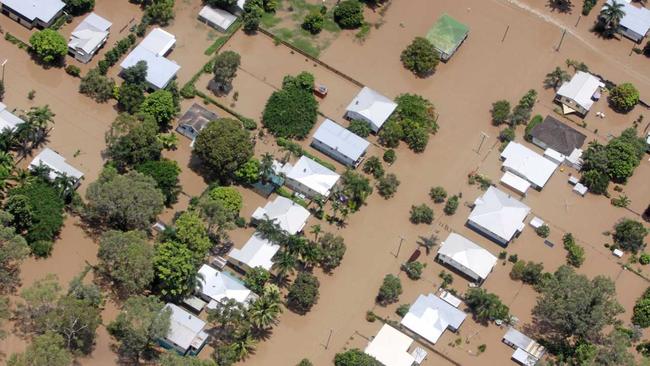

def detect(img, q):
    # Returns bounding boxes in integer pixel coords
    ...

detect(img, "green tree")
[8,181,64,244]
[153,241,197,299]
[443,195,459,215]
[234,158,260,185]
[64,0,95,15]
[410,204,433,224]
[117,83,145,113]
[79,69,115,102]
[599,0,626,31]
[334,349,381,366]
[213,51,241,92]
[243,266,271,294]
[242,4,262,33]
[532,265,623,350]
[347,119,372,137]
[510,261,544,285]
[262,73,318,139]
[581,169,609,194]
[490,100,511,125]
[297,359,313,366]
[145,0,175,25]
[107,295,171,362]
[633,296,650,327]
[46,296,101,354]
[121,60,148,86]
[159,352,217,366]
[205,0,236,8]
[465,288,510,324]
[29,29,67,64]
[136,159,181,205]
[105,113,162,170]
[544,66,571,90]
[287,272,320,314]
[140,90,176,128]
[400,37,439,76]
[174,211,212,263]
[7,332,73,366]
[510,89,537,125]
[429,186,447,203]
[0,211,29,293]
[333,0,364,29]
[302,12,324,34]
[362,156,384,179]
[562,233,585,267]
[248,284,282,329]
[84,169,165,230]
[339,170,373,211]
[609,83,639,113]
[376,173,400,199]
[208,186,243,218]
[194,119,254,181]
[318,233,346,272]
[5,195,33,234]
[377,274,402,305]
[97,230,154,296]
[401,261,425,280]
[613,219,647,253]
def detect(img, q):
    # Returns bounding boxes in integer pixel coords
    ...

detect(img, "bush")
[334,0,364,29]
[490,100,511,125]
[536,224,550,238]
[510,89,537,125]
[383,149,396,164]
[29,29,67,64]
[377,274,402,305]
[409,204,433,224]
[262,72,318,139]
[582,0,597,15]
[379,94,438,152]
[65,65,81,77]
[563,233,585,267]
[633,296,650,328]
[613,219,648,253]
[79,69,115,102]
[524,114,543,142]
[334,349,382,366]
[302,13,324,34]
[499,128,515,143]
[347,119,372,137]
[401,37,439,76]
[376,173,400,198]
[640,253,650,265]
[439,270,453,288]
[429,186,447,203]
[510,261,544,285]
[30,240,54,258]
[64,0,95,15]
[287,272,320,314]
[444,195,459,215]
[362,156,384,178]
[396,304,410,317]
[297,359,313,366]
[609,83,639,112]
[401,261,425,280]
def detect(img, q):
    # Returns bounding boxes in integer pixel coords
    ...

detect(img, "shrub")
[287,272,320,314]
[376,173,400,198]
[365,310,376,322]
[383,149,396,164]
[262,72,318,139]
[377,274,402,305]
[536,224,550,238]
[409,204,433,224]
[444,195,459,215]
[401,37,439,76]
[510,261,544,285]
[334,0,364,29]
[64,0,95,15]
[563,233,585,267]
[29,29,67,64]
[439,270,453,288]
[30,240,54,258]
[613,219,648,253]
[379,94,438,152]
[396,304,410,317]
[609,83,639,112]
[79,69,115,102]
[510,89,537,125]
[524,114,543,142]
[640,253,650,265]
[499,128,515,143]
[401,261,425,280]
[362,156,384,178]
[429,186,447,203]
[582,0,597,15]
[490,100,511,125]
[65,65,81,77]
[633,296,650,327]
[334,349,382,366]
[347,119,372,137]
[302,13,324,34]
[297,359,313,366]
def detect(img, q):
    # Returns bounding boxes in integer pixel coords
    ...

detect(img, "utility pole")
[325,329,333,349]
[556,29,567,52]
[1,59,7,85]
[501,25,510,43]
[476,132,489,154]
[395,235,405,258]
[575,15,581,27]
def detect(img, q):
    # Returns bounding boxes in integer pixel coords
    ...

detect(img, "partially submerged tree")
[29,29,67,64]
[401,37,439,77]
[213,51,241,92]
[194,118,254,181]
[105,113,162,170]
[97,230,154,296]
[333,0,364,29]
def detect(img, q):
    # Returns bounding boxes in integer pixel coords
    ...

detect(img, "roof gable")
[530,116,586,155]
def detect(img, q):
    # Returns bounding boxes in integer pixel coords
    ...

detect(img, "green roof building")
[426,14,469,61]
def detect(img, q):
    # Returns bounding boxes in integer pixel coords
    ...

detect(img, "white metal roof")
[503,327,546,361]
[120,28,180,89]
[2,0,64,23]
[287,156,340,197]
[469,187,531,243]
[68,13,111,54]
[29,148,84,181]
[401,293,466,344]
[228,234,280,271]
[164,303,208,351]
[251,196,310,235]
[556,71,604,112]
[197,264,253,308]
[313,119,370,162]
[606,0,650,37]
[438,233,497,281]
[364,324,416,366]
[199,5,237,30]
[346,87,397,130]
[501,142,558,188]
[500,171,531,195]
[0,102,25,132]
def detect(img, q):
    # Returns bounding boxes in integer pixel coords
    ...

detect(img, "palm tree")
[299,242,321,270]
[29,162,52,181]
[309,224,321,240]
[231,328,257,361]
[24,105,55,149]
[417,234,439,254]
[544,66,570,90]
[259,153,274,184]
[600,0,626,32]
[248,292,282,329]
[255,218,284,244]
[272,249,297,281]
[53,173,78,201]
[0,130,15,152]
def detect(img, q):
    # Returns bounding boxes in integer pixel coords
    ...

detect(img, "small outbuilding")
[467,186,531,246]
[500,142,559,190]
[311,119,370,167]
[196,264,255,309]
[0,102,25,132]
[198,5,237,32]
[120,28,181,90]
[503,327,546,366]
[437,233,498,283]
[68,13,112,64]
[364,324,416,366]
[228,234,280,272]
[1,0,64,29]
[345,87,397,133]
[401,293,467,345]
[555,71,604,116]
[29,148,84,187]
[285,156,340,199]
[160,303,209,356]
[176,103,218,141]
[425,14,469,61]
[251,196,310,235]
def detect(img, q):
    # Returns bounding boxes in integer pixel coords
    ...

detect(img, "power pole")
[476,132,489,154]
[395,235,405,258]
[501,25,510,43]
[556,29,567,52]
[325,329,333,349]
[1,59,6,85]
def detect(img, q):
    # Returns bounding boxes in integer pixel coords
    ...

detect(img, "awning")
[501,171,531,195]
[562,104,577,115]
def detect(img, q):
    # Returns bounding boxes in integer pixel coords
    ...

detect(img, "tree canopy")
[613,219,647,253]
[79,69,115,102]
[7,332,73,366]
[29,29,67,64]
[287,272,320,314]
[262,72,318,139]
[136,159,181,206]
[401,37,439,76]
[64,0,95,15]
[609,83,639,112]
[194,118,254,181]
[379,94,437,152]
[153,240,198,299]
[97,230,154,296]
[213,51,241,92]
[333,0,364,29]
[139,90,177,128]
[334,349,381,366]
[465,288,510,324]
[0,211,29,294]
[105,113,162,170]
[8,181,65,244]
